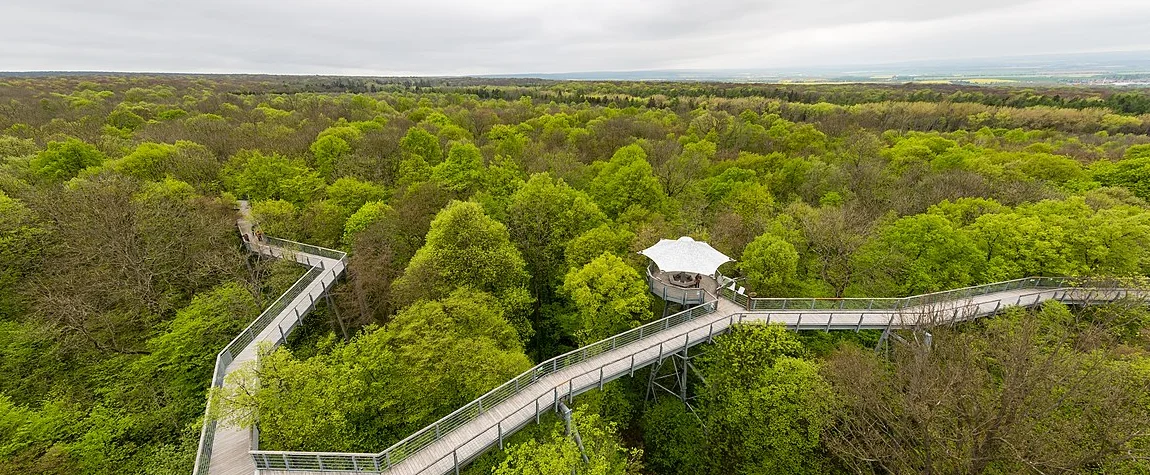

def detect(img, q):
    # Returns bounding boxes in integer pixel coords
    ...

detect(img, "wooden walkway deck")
[251,284,1143,475]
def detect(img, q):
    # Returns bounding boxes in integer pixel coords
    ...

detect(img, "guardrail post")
[856,313,864,332]
[867,299,874,310]
[782,298,788,309]
[317,454,324,470]
[825,315,832,332]
[765,313,771,325]
[795,314,802,332]
[478,399,483,413]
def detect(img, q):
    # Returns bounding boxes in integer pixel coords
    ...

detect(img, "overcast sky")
[2,0,1149,75]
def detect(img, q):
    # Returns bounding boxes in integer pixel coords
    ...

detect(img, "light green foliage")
[658,140,714,196]
[309,134,351,178]
[883,132,959,171]
[494,410,642,475]
[0,192,47,318]
[106,108,145,131]
[506,173,607,295]
[217,289,531,452]
[699,324,834,474]
[342,201,391,245]
[1094,154,1150,201]
[928,197,1007,227]
[854,213,982,296]
[393,201,534,341]
[589,144,667,216]
[397,154,432,188]
[400,127,442,163]
[223,150,324,204]
[740,233,799,297]
[0,135,37,158]
[30,138,105,181]
[640,399,706,475]
[565,225,635,270]
[965,197,1150,280]
[487,124,528,161]
[325,177,386,212]
[561,252,651,345]
[130,283,256,422]
[251,199,300,239]
[299,200,349,248]
[112,141,219,187]
[432,142,485,192]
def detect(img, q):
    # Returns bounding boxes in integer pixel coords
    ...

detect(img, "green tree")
[342,201,390,245]
[310,134,351,178]
[506,173,607,299]
[392,201,534,341]
[325,177,386,212]
[494,410,642,475]
[565,225,635,270]
[432,142,485,192]
[0,192,47,319]
[740,233,799,297]
[561,252,651,345]
[251,199,300,239]
[589,144,667,217]
[699,324,835,474]
[216,289,531,452]
[854,213,982,296]
[222,150,324,204]
[640,399,706,475]
[400,127,442,164]
[30,138,105,181]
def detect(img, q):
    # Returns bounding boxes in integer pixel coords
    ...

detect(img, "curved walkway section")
[249,277,1145,475]
[192,202,347,475]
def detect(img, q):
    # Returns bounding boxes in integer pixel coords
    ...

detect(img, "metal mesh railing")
[720,276,1077,311]
[265,236,348,261]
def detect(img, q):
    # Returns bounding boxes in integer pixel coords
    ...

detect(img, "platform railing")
[719,276,1080,311]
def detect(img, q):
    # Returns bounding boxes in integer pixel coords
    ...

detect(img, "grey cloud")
[0,0,1147,74]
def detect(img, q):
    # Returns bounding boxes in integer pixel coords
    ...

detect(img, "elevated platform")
[241,277,1146,475]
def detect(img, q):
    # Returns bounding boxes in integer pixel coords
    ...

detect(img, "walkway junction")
[195,231,1145,475]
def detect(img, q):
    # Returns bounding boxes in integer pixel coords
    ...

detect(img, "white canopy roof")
[639,236,734,276]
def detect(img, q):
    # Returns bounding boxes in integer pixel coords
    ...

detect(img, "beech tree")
[392,200,534,341]
[740,232,799,297]
[561,252,651,345]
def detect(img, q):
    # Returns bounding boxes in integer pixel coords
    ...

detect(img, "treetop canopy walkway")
[195,223,1146,475]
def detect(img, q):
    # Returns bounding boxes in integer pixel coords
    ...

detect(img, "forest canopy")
[1,75,1149,474]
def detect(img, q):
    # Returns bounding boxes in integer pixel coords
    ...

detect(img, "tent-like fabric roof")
[639,236,734,276]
